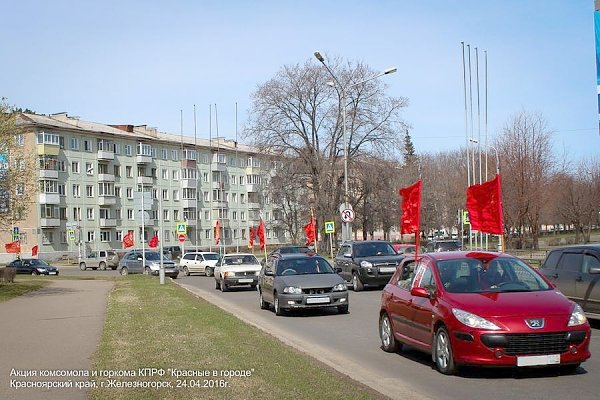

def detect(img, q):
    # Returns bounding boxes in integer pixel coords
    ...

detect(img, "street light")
[314,51,397,241]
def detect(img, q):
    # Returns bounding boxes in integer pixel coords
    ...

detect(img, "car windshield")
[276,257,334,275]
[223,255,259,265]
[278,246,310,254]
[144,252,169,261]
[435,241,461,251]
[203,253,220,261]
[30,260,50,266]
[436,257,551,293]
[355,242,397,257]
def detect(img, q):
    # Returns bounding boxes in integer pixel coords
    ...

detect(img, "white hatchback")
[214,253,262,292]
[179,252,220,276]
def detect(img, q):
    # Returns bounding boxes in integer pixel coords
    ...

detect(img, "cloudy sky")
[2,0,597,161]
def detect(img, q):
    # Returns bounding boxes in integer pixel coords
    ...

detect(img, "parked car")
[179,251,220,276]
[379,251,591,375]
[539,244,600,320]
[118,250,179,278]
[214,253,261,292]
[393,244,416,255]
[8,258,59,276]
[162,245,182,261]
[78,250,119,271]
[425,240,462,253]
[335,240,404,291]
[262,245,312,265]
[258,253,349,315]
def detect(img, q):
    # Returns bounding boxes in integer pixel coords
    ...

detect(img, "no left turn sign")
[340,209,355,222]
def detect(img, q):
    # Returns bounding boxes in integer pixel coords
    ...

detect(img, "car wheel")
[99,262,106,271]
[434,326,457,375]
[352,273,364,292]
[220,280,227,292]
[259,290,268,310]
[120,267,128,276]
[274,293,284,316]
[183,266,190,276]
[31,270,38,276]
[144,267,151,275]
[338,305,349,314]
[79,262,86,271]
[379,313,399,352]
[205,267,213,277]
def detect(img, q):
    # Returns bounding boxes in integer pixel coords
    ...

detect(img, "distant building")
[2,112,286,261]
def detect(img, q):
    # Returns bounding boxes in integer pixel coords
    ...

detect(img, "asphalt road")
[60,266,600,400]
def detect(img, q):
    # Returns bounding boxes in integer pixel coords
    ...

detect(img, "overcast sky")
[2,0,598,161]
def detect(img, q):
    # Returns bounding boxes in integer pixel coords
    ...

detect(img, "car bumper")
[223,276,258,286]
[151,269,179,278]
[278,292,349,310]
[358,270,394,286]
[449,328,592,367]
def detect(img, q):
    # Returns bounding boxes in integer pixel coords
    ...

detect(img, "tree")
[0,99,37,232]
[495,111,555,249]
[244,58,408,238]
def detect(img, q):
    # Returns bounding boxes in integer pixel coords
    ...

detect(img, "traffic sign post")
[324,221,336,260]
[178,234,186,243]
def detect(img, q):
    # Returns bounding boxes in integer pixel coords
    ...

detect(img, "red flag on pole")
[148,234,158,248]
[248,227,255,248]
[466,174,504,235]
[32,245,38,257]
[122,231,134,249]
[304,214,316,246]
[399,180,422,234]
[215,220,221,245]
[5,240,21,254]
[256,219,266,250]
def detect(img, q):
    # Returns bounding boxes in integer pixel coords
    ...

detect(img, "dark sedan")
[8,259,59,275]
[380,251,591,375]
[258,253,349,315]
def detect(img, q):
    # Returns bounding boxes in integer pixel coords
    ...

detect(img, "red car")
[379,251,591,375]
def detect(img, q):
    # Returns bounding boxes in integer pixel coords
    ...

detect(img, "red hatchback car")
[379,251,591,375]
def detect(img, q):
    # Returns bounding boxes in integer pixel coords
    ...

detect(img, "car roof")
[424,251,515,262]
[550,244,600,251]
[223,253,255,257]
[344,240,392,245]
[276,253,321,260]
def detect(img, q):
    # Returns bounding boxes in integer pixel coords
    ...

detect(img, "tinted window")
[557,253,583,273]
[338,245,351,257]
[276,257,334,275]
[543,250,562,269]
[202,253,220,261]
[182,254,196,260]
[583,254,600,274]
[354,242,396,257]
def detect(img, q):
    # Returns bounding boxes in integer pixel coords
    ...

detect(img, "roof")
[424,251,515,262]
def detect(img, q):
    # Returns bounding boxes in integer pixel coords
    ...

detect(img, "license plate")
[306,296,330,304]
[238,278,254,283]
[49,272,57,275]
[379,267,396,273]
[517,354,560,367]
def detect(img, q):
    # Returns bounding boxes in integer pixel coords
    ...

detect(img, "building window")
[86,185,94,197]
[114,143,121,155]
[163,209,170,221]
[232,193,237,203]
[173,209,180,221]
[37,132,60,145]
[98,183,115,196]
[126,166,132,178]
[138,143,152,156]
[152,189,158,199]
[42,231,54,245]
[15,134,25,146]
[71,161,80,173]
[87,231,95,242]
[205,229,210,239]
[162,189,169,201]
[162,169,168,180]
[203,191,209,202]
[183,188,196,200]
[171,150,179,161]
[173,190,179,201]
[86,162,94,175]
[203,172,209,183]
[84,140,92,152]
[116,231,123,241]
[115,186,121,198]
[161,149,168,160]
[126,187,133,199]
[73,207,81,221]
[58,184,65,196]
[70,137,80,150]
[114,165,121,177]
[241,211,245,221]
[172,169,179,180]
[87,207,95,220]
[125,145,132,156]
[115,208,122,220]
[232,211,237,221]
[127,209,134,220]
[204,210,209,220]
[100,231,111,242]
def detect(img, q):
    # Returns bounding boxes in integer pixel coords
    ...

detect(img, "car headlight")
[224,271,236,278]
[452,308,501,330]
[332,283,347,292]
[568,304,587,326]
[283,286,302,294]
[254,271,260,276]
[36,268,47,272]
[360,260,373,268]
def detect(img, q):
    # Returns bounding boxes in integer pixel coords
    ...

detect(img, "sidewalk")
[0,279,113,400]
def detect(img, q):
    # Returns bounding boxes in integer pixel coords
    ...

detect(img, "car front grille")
[302,288,332,294]
[234,271,256,277]
[481,332,569,356]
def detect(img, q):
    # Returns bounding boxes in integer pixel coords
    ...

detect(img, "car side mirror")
[410,287,432,298]
[335,267,343,273]
[343,252,352,258]
[589,267,600,274]
[264,269,274,276]
[137,256,143,261]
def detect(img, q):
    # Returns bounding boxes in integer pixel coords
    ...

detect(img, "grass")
[0,280,50,302]
[90,276,384,400]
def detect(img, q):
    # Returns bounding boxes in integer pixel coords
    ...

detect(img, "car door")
[260,258,276,303]
[579,251,600,315]
[335,244,353,282]
[408,260,437,347]
[384,269,416,342]
[550,251,582,301]
[9,260,23,273]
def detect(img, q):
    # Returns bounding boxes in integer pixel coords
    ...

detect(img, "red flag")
[122,231,134,249]
[5,240,21,254]
[256,219,266,250]
[466,174,504,235]
[215,220,221,245]
[32,245,38,257]
[148,234,158,248]
[304,214,316,245]
[399,180,422,234]
[248,227,255,248]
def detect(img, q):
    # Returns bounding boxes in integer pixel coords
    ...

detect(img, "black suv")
[425,239,462,252]
[539,244,600,320]
[334,240,404,291]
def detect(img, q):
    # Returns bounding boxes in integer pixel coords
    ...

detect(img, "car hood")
[220,264,261,273]
[34,265,57,270]
[446,289,574,318]
[277,274,344,288]
[356,255,403,264]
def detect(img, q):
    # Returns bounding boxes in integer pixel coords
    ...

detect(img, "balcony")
[98,173,115,182]
[99,218,117,228]
[181,179,197,189]
[136,176,153,185]
[247,202,261,210]
[97,150,115,161]
[39,170,59,180]
[40,218,60,228]
[246,183,261,193]
[98,196,116,206]
[36,144,59,156]
[184,219,197,227]
[39,193,60,204]
[211,200,228,209]
[136,154,152,164]
[181,159,197,169]
[181,199,197,208]
[211,162,227,172]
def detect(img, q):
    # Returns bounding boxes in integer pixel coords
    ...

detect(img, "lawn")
[91,276,384,400]
[0,280,50,302]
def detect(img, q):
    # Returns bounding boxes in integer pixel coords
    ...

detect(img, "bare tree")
[244,58,408,238]
[495,111,555,249]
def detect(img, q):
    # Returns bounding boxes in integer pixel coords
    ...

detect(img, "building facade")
[3,112,286,261]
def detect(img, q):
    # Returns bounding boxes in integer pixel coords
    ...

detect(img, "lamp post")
[314,51,396,241]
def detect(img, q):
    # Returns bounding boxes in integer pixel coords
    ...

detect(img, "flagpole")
[312,208,318,254]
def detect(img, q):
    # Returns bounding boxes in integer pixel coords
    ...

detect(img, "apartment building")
[4,112,285,261]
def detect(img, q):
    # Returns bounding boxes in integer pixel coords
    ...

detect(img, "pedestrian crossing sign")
[176,222,187,234]
[325,221,335,234]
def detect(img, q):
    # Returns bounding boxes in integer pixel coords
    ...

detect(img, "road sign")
[178,234,186,243]
[339,203,353,213]
[176,222,187,234]
[340,209,355,223]
[463,211,470,225]
[324,221,335,234]
[68,230,76,241]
